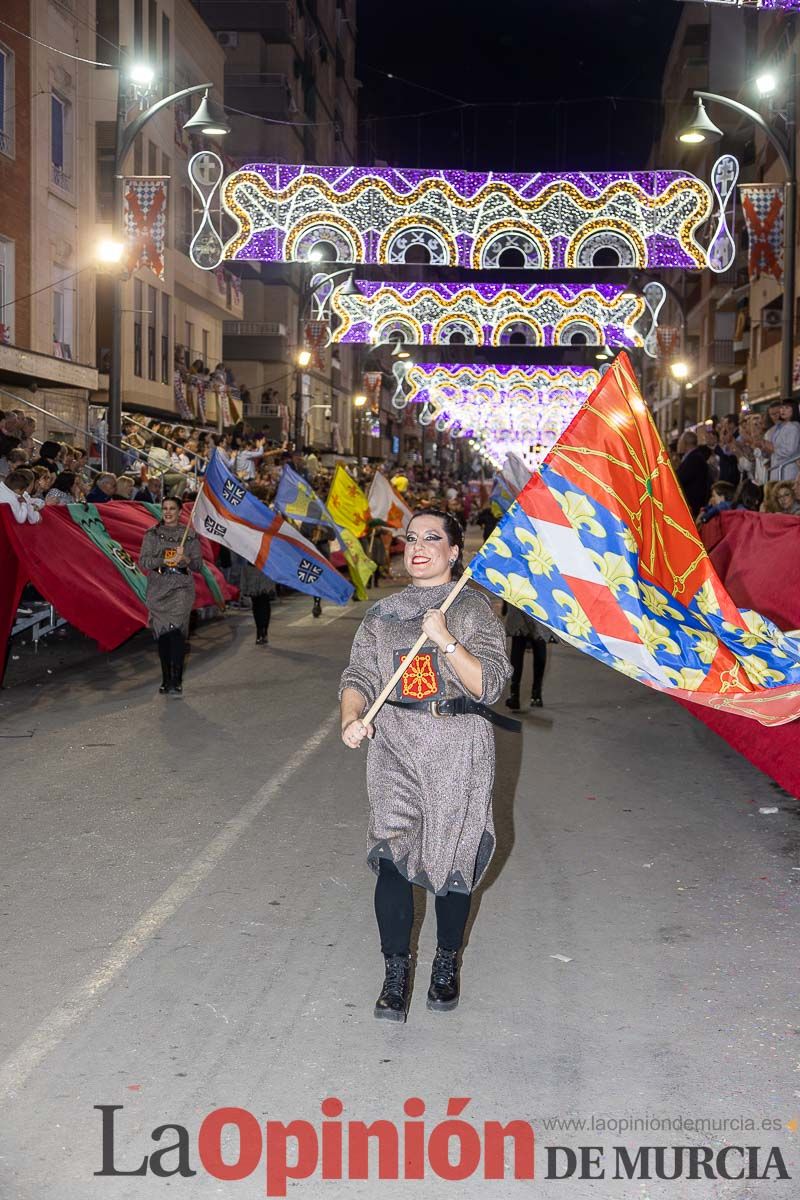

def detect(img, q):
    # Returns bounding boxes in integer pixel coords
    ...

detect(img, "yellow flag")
[337,526,376,601]
[326,464,371,537]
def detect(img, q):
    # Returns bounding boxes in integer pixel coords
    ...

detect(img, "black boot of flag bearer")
[169,629,185,696]
[374,953,411,1022]
[312,596,322,618]
[157,634,172,695]
[426,947,460,1012]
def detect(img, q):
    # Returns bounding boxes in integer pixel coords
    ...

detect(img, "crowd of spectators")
[674,402,800,523]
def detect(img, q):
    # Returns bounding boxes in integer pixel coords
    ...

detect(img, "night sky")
[356,0,682,172]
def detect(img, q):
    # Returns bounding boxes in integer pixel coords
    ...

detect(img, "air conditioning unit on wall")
[762,309,782,329]
[216,31,239,50]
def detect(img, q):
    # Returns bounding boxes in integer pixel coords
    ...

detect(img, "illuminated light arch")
[401,363,602,471]
[205,163,714,270]
[431,312,484,345]
[565,220,646,269]
[331,282,645,348]
[284,213,363,263]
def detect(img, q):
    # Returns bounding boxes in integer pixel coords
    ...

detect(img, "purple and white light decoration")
[187,157,721,271]
[683,0,800,8]
[325,281,646,348]
[394,363,601,471]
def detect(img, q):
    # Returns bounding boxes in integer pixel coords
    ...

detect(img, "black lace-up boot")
[374,953,411,1022]
[426,947,460,1012]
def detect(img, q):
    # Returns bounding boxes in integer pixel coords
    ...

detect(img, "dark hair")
[407,507,465,578]
[39,440,62,460]
[737,480,763,511]
[5,468,34,492]
[52,471,76,493]
[711,480,735,501]
[161,496,180,509]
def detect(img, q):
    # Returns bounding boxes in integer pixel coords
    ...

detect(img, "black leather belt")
[156,566,189,575]
[386,696,521,732]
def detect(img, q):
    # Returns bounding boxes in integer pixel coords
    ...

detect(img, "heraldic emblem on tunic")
[393,649,445,701]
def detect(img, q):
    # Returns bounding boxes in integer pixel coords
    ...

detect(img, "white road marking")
[0,710,339,1104]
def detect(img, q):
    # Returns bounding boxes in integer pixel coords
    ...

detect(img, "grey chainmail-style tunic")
[339,579,512,897]
[139,522,203,637]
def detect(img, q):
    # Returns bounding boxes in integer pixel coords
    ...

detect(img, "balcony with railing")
[50,162,71,191]
[191,1,298,42]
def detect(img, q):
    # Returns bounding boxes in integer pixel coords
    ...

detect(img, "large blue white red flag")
[193,451,353,604]
[469,353,800,726]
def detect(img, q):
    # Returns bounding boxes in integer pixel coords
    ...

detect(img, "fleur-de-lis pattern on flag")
[469,353,800,726]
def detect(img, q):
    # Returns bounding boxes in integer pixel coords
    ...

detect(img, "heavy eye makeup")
[407,531,443,543]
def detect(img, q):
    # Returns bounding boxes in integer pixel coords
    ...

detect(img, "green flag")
[66,504,148,603]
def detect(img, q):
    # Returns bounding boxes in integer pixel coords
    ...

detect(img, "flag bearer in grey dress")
[139,497,203,696]
[340,509,513,1023]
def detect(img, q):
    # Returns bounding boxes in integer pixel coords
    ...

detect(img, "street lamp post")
[678,70,797,407]
[293,265,363,450]
[353,393,367,473]
[106,74,228,471]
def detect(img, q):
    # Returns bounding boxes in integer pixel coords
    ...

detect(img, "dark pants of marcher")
[157,628,185,674]
[374,857,471,956]
[251,594,272,638]
[509,634,546,696]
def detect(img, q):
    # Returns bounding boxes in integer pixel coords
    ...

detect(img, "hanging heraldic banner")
[740,184,784,284]
[123,177,168,279]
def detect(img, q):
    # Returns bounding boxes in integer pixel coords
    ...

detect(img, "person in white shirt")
[235,438,266,480]
[765,401,800,482]
[0,469,42,524]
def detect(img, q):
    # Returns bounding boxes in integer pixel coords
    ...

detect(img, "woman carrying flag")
[139,497,203,695]
[339,509,512,1022]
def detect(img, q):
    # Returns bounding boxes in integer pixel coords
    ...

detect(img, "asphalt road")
[1,582,799,1200]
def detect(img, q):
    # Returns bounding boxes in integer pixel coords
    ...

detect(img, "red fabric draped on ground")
[0,502,236,680]
[690,510,800,796]
[701,509,800,631]
[0,505,147,656]
[99,501,235,609]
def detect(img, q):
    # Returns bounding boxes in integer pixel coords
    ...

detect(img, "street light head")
[339,273,364,297]
[670,360,690,381]
[183,92,230,137]
[96,238,125,265]
[353,394,367,407]
[297,349,312,368]
[595,346,611,361]
[677,98,723,146]
[129,62,156,88]
[756,71,778,98]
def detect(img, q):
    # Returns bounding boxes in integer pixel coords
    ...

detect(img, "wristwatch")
[443,639,459,655]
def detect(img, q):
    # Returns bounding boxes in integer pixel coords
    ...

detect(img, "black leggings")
[157,628,184,672]
[374,858,471,956]
[251,594,272,637]
[509,635,546,695]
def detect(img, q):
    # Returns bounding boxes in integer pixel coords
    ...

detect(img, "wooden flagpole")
[177,479,206,550]
[361,569,473,727]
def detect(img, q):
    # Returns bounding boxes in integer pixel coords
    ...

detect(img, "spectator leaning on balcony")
[86,473,117,504]
[45,471,81,505]
[0,469,41,524]
[135,475,163,504]
[765,400,800,481]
